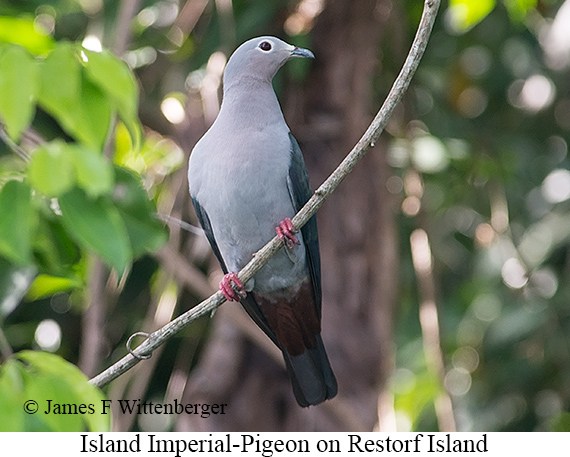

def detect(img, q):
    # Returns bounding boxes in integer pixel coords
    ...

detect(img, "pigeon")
[188,36,337,407]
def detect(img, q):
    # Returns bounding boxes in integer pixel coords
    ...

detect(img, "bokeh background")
[1,0,570,432]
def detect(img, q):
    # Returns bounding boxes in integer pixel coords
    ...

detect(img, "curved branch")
[90,0,441,388]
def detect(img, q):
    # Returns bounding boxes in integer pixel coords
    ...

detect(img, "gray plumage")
[188,36,336,407]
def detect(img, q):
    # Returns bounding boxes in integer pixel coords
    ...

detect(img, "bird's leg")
[276,217,299,249]
[220,273,246,301]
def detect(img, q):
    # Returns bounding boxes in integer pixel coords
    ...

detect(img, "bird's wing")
[287,133,322,315]
[191,197,228,274]
[192,195,280,346]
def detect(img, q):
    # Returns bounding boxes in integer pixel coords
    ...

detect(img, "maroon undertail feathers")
[253,278,320,356]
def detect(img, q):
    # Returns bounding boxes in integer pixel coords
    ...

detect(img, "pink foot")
[220,273,246,301]
[276,217,299,249]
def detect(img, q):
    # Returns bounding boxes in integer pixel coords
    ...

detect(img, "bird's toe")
[220,273,246,301]
[276,217,299,249]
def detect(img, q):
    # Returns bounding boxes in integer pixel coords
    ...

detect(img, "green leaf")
[0,351,110,432]
[37,43,82,136]
[78,76,113,149]
[112,168,168,256]
[82,49,141,148]
[38,43,80,118]
[0,360,26,432]
[28,142,74,197]
[448,0,496,32]
[503,0,537,23]
[82,50,137,113]
[26,368,86,431]
[0,17,55,55]
[59,188,132,273]
[0,44,39,141]
[70,145,114,197]
[33,215,81,276]
[26,274,81,301]
[37,44,113,148]
[0,180,36,265]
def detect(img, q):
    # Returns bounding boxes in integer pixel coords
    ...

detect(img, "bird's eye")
[259,41,272,51]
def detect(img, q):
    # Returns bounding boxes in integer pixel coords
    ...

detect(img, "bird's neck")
[219,78,286,128]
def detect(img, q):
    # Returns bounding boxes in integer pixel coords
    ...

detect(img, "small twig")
[172,0,210,37]
[90,0,441,388]
[0,125,31,162]
[157,213,205,236]
[155,246,214,298]
[126,332,151,360]
[113,0,142,56]
[79,257,108,377]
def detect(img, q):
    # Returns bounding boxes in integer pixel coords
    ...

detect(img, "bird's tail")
[283,334,337,407]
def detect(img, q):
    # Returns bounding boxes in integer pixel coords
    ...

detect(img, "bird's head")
[223,36,314,87]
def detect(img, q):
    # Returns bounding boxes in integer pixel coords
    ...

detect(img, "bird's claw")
[276,217,299,249]
[220,273,246,302]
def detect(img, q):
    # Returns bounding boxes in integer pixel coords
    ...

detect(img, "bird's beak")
[290,46,315,59]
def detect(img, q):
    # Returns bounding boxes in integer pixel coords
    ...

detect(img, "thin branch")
[90,0,441,388]
[155,245,214,298]
[172,0,210,37]
[157,212,205,236]
[79,256,108,377]
[0,125,31,162]
[113,0,142,56]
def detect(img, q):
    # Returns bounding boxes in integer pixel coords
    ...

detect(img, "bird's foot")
[276,217,299,249]
[220,273,246,302]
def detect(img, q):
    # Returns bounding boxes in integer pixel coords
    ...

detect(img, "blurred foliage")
[0,2,175,431]
[0,350,110,431]
[0,0,569,433]
[391,0,570,432]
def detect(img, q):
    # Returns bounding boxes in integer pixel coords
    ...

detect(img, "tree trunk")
[177,0,398,431]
